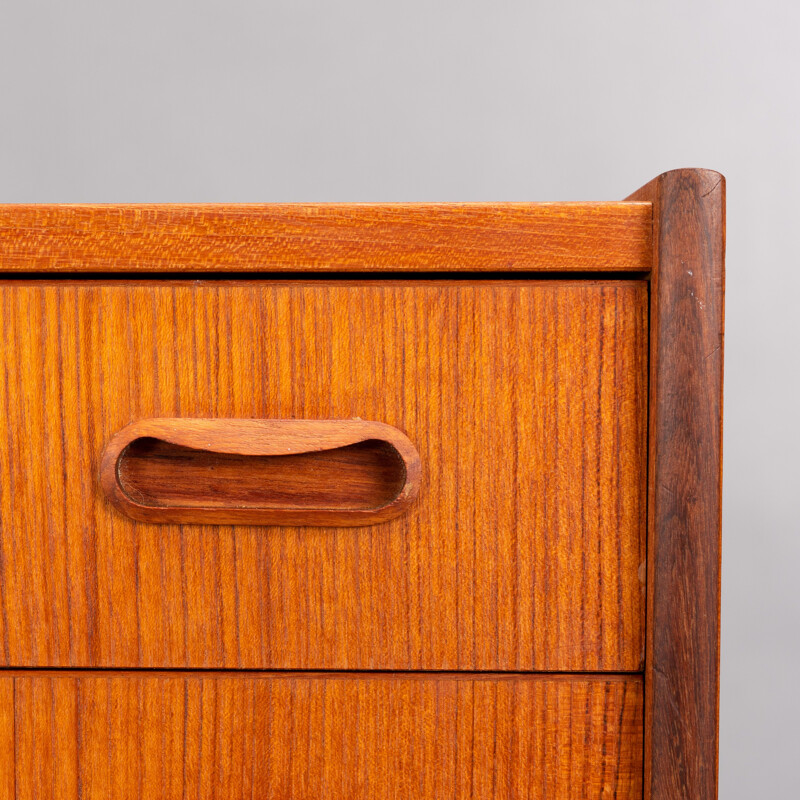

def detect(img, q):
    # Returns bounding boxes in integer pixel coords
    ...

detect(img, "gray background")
[1,1,797,795]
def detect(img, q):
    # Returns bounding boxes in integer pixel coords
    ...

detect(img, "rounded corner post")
[629,169,725,800]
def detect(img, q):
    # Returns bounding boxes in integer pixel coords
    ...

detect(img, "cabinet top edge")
[0,201,652,273]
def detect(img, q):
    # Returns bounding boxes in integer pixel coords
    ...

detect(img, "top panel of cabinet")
[0,203,651,273]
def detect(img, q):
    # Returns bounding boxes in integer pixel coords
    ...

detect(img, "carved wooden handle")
[100,418,421,527]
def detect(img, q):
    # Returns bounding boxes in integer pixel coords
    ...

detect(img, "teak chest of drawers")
[0,169,724,799]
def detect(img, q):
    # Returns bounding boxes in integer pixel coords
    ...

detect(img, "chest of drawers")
[0,168,724,798]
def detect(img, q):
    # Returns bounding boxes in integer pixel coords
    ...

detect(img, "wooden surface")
[101,418,421,526]
[0,202,652,272]
[628,169,725,799]
[0,280,647,670]
[0,678,11,800]
[117,439,406,512]
[3,672,643,800]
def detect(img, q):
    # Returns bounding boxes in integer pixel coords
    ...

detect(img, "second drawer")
[5,672,643,800]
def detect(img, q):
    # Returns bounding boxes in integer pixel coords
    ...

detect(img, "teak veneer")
[4,672,644,800]
[101,417,422,526]
[0,280,647,673]
[0,169,724,799]
[0,202,651,273]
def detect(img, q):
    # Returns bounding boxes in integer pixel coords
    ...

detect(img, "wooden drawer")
[2,672,643,800]
[0,279,646,671]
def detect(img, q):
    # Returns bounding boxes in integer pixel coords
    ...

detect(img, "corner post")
[627,169,725,799]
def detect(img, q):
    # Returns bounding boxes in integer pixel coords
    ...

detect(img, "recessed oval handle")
[100,419,421,527]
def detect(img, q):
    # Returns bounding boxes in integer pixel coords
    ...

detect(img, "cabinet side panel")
[628,169,725,799]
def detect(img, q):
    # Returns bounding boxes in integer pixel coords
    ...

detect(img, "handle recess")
[100,418,421,527]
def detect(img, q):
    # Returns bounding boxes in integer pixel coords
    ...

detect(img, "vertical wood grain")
[0,679,12,800]
[0,281,647,671]
[6,672,643,800]
[628,169,725,799]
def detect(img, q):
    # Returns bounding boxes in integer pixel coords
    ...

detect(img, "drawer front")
[0,280,646,670]
[4,673,643,800]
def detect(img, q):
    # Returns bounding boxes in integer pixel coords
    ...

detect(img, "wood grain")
[102,418,421,526]
[0,280,647,670]
[0,678,12,800]
[118,439,405,509]
[5,671,643,800]
[0,203,652,272]
[627,169,725,799]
